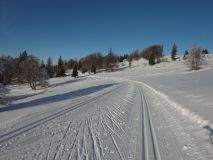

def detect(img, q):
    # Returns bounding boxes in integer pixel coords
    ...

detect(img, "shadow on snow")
[4,91,46,102]
[2,77,88,103]
[48,77,87,88]
[0,83,115,112]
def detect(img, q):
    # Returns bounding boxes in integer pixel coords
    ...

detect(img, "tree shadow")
[203,125,213,146]
[4,91,46,102]
[48,77,87,88]
[0,83,115,112]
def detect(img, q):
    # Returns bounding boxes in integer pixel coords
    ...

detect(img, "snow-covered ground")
[0,55,213,159]
[99,55,213,126]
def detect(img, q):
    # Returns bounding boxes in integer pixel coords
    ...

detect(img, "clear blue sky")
[0,0,213,63]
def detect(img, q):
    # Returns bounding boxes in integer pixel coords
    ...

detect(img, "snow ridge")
[126,78,212,130]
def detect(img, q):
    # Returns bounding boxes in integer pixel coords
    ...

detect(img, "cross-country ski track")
[0,77,212,160]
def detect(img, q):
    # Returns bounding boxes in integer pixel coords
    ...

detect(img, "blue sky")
[0,0,213,63]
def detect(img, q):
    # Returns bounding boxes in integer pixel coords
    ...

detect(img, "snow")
[0,55,213,159]
[99,55,213,125]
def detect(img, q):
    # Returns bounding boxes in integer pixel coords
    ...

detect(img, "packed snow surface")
[0,55,213,159]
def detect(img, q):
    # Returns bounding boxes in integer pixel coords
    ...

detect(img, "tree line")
[0,44,210,90]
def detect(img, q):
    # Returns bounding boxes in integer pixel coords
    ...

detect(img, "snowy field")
[0,56,213,159]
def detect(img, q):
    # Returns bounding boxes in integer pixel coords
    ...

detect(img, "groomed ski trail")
[0,78,212,160]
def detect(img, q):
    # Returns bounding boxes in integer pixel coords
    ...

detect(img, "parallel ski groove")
[138,87,162,160]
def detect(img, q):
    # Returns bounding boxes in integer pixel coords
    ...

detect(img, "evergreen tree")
[72,63,78,77]
[183,50,189,60]
[46,57,54,78]
[202,49,209,54]
[149,53,156,65]
[18,51,28,65]
[40,60,45,69]
[56,56,65,77]
[91,64,96,74]
[171,44,177,61]
[106,48,118,70]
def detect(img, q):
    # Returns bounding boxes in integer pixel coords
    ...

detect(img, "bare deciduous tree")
[129,50,140,61]
[185,45,205,70]
[141,45,163,63]
[18,55,48,90]
[0,59,6,103]
[79,52,104,73]
[0,59,5,83]
[67,59,76,69]
[0,56,16,85]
